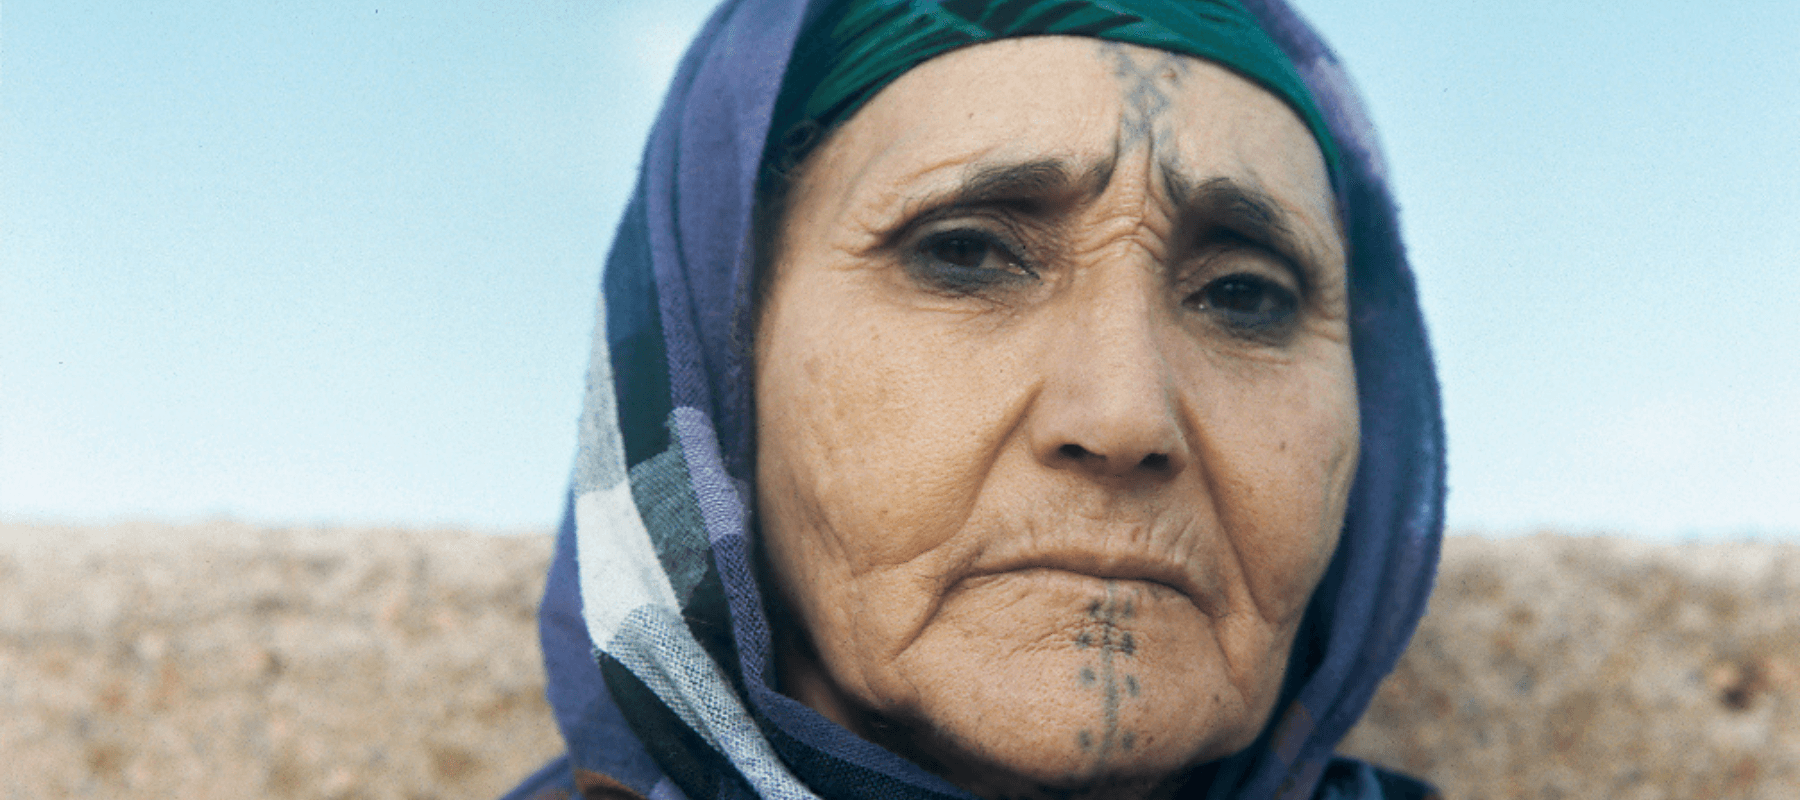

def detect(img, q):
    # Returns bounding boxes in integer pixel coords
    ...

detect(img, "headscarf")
[767,0,1341,179]
[503,0,1445,798]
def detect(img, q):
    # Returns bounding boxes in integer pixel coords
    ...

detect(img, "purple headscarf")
[502,1,1444,798]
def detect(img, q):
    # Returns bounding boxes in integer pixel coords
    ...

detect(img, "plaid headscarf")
[503,1,1444,798]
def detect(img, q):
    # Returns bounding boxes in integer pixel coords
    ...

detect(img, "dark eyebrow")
[913,157,1112,214]
[1158,166,1322,286]
[951,159,1074,206]
[899,157,1322,275]
[1159,167,1292,243]
[878,158,1103,251]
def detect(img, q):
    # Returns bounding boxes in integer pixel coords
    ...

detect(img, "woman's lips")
[965,550,1227,621]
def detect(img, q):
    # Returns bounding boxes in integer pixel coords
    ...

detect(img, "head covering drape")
[504,0,1444,798]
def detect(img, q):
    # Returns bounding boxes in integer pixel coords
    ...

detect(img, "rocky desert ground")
[1,520,1795,799]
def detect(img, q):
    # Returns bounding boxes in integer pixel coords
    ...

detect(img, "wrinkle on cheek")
[1188,355,1355,635]
[1312,407,1359,564]
[1214,612,1286,717]
[1302,316,1353,349]
[760,299,1023,700]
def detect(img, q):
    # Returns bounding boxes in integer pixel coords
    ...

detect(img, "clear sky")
[4,1,1797,538]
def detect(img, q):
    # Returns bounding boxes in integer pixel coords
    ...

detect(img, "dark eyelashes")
[1175,240,1305,341]
[903,225,1038,295]
[1195,227,1312,299]
[890,216,1312,343]
[1193,274,1297,324]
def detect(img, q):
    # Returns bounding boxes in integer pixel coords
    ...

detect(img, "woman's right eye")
[908,229,1034,294]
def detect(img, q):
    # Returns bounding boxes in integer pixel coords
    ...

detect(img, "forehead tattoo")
[1099,41,1192,153]
[876,44,1330,275]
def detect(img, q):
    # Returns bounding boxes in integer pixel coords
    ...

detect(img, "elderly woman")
[505,1,1443,798]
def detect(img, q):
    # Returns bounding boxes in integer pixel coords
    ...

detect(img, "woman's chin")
[864,575,1276,798]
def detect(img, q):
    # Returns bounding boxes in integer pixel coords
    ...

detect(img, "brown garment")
[573,768,651,800]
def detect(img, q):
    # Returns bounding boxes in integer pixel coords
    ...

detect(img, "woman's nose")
[1027,298,1189,482]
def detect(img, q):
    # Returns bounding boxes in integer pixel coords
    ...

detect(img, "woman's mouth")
[963,548,1228,621]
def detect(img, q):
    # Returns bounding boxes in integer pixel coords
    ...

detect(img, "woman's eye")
[1191,273,1299,334]
[930,234,992,268]
[908,229,1033,294]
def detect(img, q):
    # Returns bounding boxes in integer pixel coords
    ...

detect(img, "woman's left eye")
[907,229,1034,294]
[1189,273,1299,334]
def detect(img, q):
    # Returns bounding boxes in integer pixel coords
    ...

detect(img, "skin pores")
[754,38,1359,800]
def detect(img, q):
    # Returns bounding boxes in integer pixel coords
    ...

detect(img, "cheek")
[753,279,1027,621]
[1200,351,1359,627]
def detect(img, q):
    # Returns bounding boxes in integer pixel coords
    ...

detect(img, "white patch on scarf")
[575,484,682,640]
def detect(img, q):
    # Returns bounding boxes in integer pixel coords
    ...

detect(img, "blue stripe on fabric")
[603,179,675,469]
[607,604,822,800]
[670,407,754,547]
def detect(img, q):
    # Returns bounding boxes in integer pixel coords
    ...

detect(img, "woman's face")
[754,37,1357,800]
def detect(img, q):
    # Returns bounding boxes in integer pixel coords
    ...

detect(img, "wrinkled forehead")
[793,37,1340,257]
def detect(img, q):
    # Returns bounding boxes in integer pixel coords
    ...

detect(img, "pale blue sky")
[4,1,1797,537]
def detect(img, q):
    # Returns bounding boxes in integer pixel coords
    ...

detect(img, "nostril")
[1056,444,1172,473]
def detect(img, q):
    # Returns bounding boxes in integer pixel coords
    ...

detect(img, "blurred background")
[4,0,1797,538]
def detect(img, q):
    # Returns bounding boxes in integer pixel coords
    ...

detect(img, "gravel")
[3,521,1795,799]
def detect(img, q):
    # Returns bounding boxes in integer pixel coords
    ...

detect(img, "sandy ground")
[1337,535,1800,799]
[1,521,1795,799]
